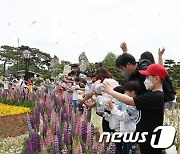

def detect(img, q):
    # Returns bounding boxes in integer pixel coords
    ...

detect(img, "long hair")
[95,67,113,80]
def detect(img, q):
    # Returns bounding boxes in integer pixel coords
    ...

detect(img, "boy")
[104,81,140,154]
[102,64,168,154]
[71,77,81,114]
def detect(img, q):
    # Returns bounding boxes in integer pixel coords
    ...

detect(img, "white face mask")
[121,71,129,78]
[144,79,153,90]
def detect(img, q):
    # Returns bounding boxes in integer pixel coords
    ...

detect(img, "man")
[71,64,87,81]
[102,64,168,154]
[115,53,151,93]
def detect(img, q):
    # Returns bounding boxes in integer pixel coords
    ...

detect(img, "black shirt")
[133,91,164,133]
[128,68,146,94]
[128,60,151,94]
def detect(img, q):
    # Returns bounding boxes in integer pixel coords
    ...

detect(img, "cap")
[139,64,168,79]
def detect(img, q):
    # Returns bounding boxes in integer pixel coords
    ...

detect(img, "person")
[104,81,140,154]
[27,78,33,93]
[71,64,87,83]
[69,77,80,114]
[79,67,119,133]
[84,72,94,122]
[3,78,9,95]
[102,63,168,154]
[48,79,55,95]
[115,53,149,93]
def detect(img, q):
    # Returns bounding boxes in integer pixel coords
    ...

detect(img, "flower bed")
[22,94,116,154]
[0,113,31,138]
[164,107,180,146]
[0,134,28,154]
[0,103,31,117]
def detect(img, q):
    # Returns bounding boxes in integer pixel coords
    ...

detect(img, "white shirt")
[4,81,9,90]
[72,85,80,100]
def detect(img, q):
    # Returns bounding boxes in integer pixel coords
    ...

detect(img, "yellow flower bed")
[0,103,31,117]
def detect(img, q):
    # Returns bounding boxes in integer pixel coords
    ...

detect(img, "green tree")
[164,59,180,88]
[164,59,175,75]
[102,52,117,67]
[0,64,3,76]
[86,52,123,81]
[86,62,102,72]
[1,45,52,77]
[102,52,122,81]
[0,45,17,76]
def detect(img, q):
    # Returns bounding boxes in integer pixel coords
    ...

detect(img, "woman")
[79,67,119,141]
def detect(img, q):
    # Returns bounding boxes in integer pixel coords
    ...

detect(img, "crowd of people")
[0,42,179,154]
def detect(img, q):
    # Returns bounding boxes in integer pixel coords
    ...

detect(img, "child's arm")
[84,101,96,108]
[76,87,85,91]
[106,101,138,122]
[103,112,111,122]
[103,83,135,106]
[105,101,125,120]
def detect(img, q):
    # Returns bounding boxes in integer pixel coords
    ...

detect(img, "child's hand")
[105,101,114,110]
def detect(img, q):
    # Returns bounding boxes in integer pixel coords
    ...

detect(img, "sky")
[0,0,180,64]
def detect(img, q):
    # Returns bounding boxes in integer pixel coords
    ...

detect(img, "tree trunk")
[3,61,6,77]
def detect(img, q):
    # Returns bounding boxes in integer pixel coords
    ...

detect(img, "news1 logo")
[151,126,176,148]
[99,126,176,149]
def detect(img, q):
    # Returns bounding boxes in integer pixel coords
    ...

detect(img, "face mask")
[144,79,153,90]
[121,70,129,78]
[87,80,92,84]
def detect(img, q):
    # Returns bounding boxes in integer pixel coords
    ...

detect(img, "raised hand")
[158,47,165,57]
[102,82,113,94]
[120,42,128,53]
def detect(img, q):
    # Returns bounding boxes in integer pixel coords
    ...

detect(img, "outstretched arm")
[102,83,135,106]
[79,92,94,104]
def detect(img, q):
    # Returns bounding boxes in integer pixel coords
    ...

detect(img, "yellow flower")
[0,103,31,117]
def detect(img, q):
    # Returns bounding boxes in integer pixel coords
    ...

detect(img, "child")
[71,77,81,114]
[104,81,140,154]
[103,64,168,154]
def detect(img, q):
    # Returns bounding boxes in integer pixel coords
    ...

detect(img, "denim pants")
[115,133,137,154]
[116,142,137,154]
[72,100,78,114]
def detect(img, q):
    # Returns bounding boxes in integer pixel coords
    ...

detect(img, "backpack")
[163,75,176,102]
[138,59,176,102]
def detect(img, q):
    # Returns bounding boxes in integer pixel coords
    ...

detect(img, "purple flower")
[51,109,57,134]
[27,113,34,135]
[75,117,81,136]
[53,135,60,154]
[26,139,34,154]
[42,119,48,139]
[34,105,40,130]
[81,120,87,143]
[56,128,62,151]
[64,130,69,148]
[31,132,41,152]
